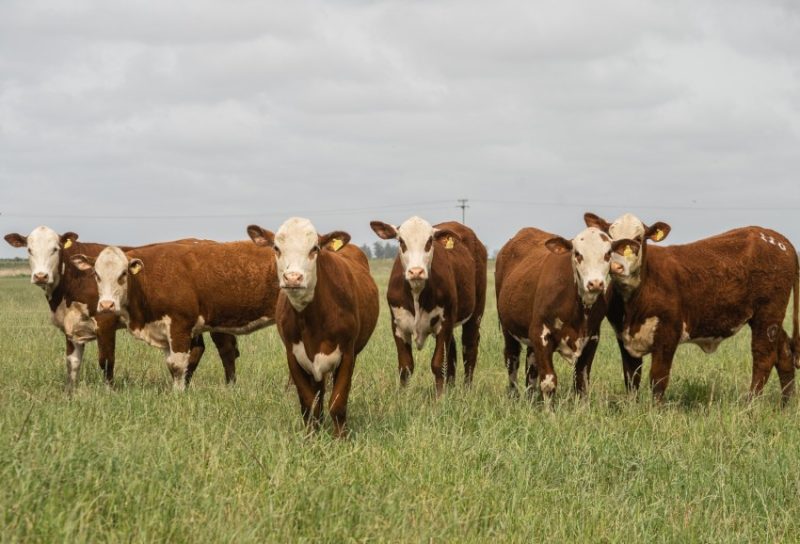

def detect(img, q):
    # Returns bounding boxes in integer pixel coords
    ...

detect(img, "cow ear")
[433,229,461,249]
[128,258,144,275]
[71,254,95,272]
[584,213,611,233]
[645,222,670,243]
[247,225,275,248]
[370,221,398,240]
[611,238,641,258]
[545,237,573,255]
[4,233,27,248]
[60,232,79,249]
[319,231,351,252]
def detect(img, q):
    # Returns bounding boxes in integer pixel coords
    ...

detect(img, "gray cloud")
[2,0,799,257]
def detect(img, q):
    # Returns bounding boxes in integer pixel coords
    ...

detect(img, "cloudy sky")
[2,0,799,257]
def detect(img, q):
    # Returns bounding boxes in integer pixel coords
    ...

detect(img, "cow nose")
[610,262,624,275]
[587,279,605,293]
[283,272,304,286]
[99,300,115,312]
[408,267,425,279]
[33,272,49,284]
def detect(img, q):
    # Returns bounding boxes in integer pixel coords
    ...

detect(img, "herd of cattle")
[4,213,800,436]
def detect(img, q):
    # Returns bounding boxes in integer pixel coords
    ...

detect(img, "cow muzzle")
[406,267,427,281]
[610,261,625,275]
[32,272,49,286]
[586,279,605,293]
[282,271,305,289]
[98,300,116,312]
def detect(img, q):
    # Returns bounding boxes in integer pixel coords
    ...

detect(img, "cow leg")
[430,327,452,397]
[774,329,795,403]
[184,335,206,387]
[95,313,118,385]
[618,338,644,392]
[392,325,414,387]
[748,322,781,400]
[524,348,538,398]
[65,338,85,391]
[533,342,557,403]
[287,351,324,433]
[329,349,355,439]
[502,329,522,396]
[445,335,457,387]
[166,329,193,391]
[461,316,481,387]
[649,343,677,402]
[574,338,599,397]
[211,332,239,385]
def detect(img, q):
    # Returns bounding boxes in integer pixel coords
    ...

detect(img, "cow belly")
[53,301,97,343]
[292,343,342,382]
[391,306,444,350]
[131,316,172,350]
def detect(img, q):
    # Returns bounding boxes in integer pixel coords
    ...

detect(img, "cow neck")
[615,241,650,303]
[46,243,84,310]
[124,269,149,326]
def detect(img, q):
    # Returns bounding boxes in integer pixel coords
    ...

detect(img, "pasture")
[1,260,799,542]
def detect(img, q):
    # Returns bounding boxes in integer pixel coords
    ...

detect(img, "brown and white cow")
[71,240,279,390]
[248,218,378,438]
[496,226,627,398]
[370,217,487,396]
[4,227,227,389]
[585,212,800,401]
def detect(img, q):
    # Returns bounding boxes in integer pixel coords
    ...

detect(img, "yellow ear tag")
[330,238,343,252]
[63,239,73,249]
[654,230,664,241]
[445,237,455,249]
[130,262,142,275]
[623,246,635,260]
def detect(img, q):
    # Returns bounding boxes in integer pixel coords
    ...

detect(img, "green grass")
[1,261,799,542]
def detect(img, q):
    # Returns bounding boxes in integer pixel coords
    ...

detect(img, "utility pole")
[456,198,469,224]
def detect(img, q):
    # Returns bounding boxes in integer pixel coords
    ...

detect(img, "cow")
[70,240,279,390]
[248,218,378,438]
[3,227,228,389]
[585,212,800,401]
[496,226,627,399]
[369,217,487,396]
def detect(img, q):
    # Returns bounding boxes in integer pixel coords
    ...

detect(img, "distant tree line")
[358,242,399,259]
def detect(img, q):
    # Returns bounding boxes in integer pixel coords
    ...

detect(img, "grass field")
[1,260,799,542]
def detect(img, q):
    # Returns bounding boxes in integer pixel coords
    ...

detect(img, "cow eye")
[273,246,281,256]
[309,245,320,257]
[398,239,407,253]
[425,237,433,251]
[94,272,100,282]
[51,248,58,255]
[118,272,127,284]
[27,248,32,255]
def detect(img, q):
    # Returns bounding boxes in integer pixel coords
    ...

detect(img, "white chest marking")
[131,316,173,350]
[540,325,551,346]
[53,301,97,343]
[391,304,445,350]
[556,335,598,364]
[292,343,342,382]
[622,317,659,358]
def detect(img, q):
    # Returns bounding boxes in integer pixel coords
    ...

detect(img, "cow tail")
[793,251,800,368]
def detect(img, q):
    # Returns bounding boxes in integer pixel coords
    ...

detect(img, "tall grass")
[1,261,798,542]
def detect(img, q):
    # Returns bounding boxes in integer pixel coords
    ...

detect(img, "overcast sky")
[2,0,799,258]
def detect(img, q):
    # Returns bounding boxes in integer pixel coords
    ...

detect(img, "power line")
[471,199,800,212]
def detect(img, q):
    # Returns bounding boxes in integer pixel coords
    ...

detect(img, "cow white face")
[71,247,143,314]
[370,216,458,292]
[585,212,670,283]
[247,218,350,312]
[546,227,613,307]
[4,226,78,294]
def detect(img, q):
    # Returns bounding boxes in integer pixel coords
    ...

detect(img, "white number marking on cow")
[761,232,787,252]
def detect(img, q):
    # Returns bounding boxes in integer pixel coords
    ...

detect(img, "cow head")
[71,247,143,314]
[248,217,350,312]
[584,212,670,290]
[370,216,459,293]
[545,227,621,307]
[4,226,78,295]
